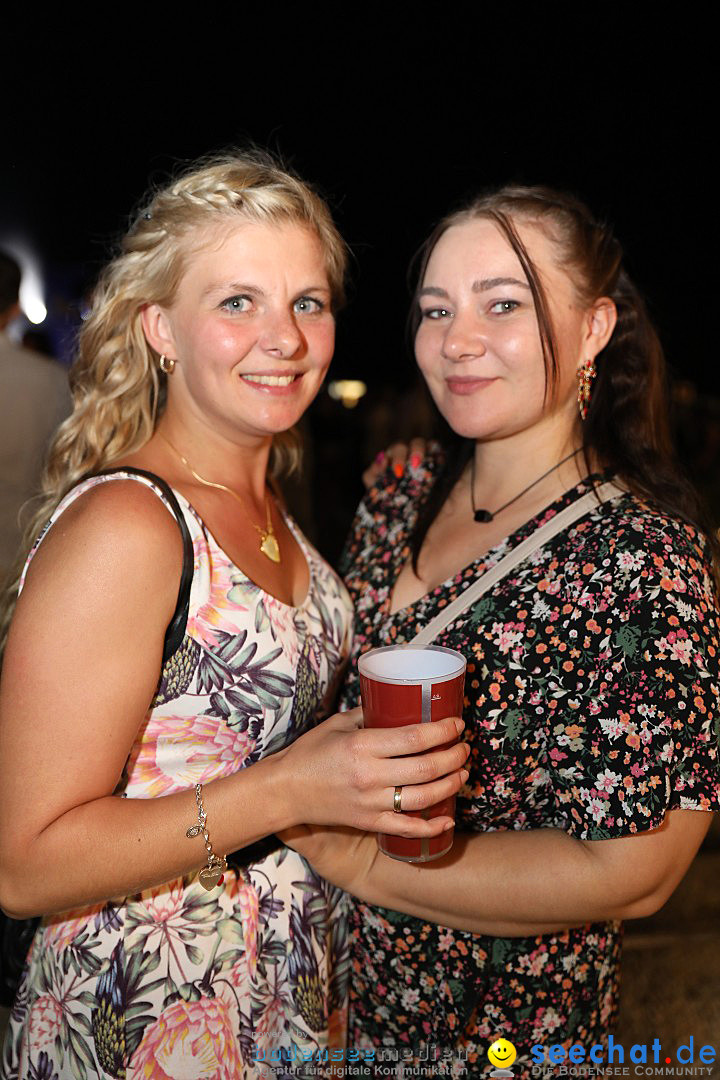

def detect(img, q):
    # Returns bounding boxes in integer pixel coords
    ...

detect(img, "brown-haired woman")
[283,186,720,1064]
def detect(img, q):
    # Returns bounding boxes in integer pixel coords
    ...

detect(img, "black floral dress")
[339,454,720,1070]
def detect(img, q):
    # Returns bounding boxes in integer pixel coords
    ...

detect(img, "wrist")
[350,833,379,897]
[331,830,379,898]
[256,748,299,833]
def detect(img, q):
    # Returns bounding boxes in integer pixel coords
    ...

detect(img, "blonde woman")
[0,154,468,1078]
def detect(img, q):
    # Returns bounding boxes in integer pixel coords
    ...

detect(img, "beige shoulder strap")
[411,481,626,646]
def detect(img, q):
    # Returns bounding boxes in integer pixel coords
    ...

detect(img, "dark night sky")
[0,27,711,390]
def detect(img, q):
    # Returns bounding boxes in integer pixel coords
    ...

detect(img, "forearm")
[338,816,703,937]
[2,707,469,918]
[0,754,291,918]
[353,830,605,935]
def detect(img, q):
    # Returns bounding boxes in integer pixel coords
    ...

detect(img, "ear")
[140,303,178,360]
[582,297,617,362]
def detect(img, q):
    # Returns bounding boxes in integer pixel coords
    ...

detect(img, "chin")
[438,413,505,441]
[438,399,543,443]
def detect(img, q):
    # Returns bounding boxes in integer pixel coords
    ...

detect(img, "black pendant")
[474,508,494,523]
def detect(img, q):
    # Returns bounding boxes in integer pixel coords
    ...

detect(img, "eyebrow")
[473,276,530,292]
[418,276,530,299]
[201,281,332,300]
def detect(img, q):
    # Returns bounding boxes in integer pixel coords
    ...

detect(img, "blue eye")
[293,296,325,314]
[490,299,519,314]
[221,295,252,313]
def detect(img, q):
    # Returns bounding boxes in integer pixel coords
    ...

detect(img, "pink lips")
[445,376,497,396]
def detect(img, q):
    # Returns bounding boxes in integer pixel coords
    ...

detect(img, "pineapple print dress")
[2,471,354,1080]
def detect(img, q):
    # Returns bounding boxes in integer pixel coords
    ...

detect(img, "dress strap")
[89,468,194,664]
[25,468,194,665]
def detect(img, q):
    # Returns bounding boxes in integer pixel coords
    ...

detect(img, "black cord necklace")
[471,448,583,523]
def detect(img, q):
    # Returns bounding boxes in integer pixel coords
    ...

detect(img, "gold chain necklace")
[158,432,281,563]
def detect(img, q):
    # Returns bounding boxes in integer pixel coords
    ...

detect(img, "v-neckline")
[172,487,315,612]
[385,472,608,620]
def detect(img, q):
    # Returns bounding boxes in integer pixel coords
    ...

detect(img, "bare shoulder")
[18,478,184,614]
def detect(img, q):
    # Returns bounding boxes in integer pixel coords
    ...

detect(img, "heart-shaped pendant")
[198,862,226,891]
[260,533,281,563]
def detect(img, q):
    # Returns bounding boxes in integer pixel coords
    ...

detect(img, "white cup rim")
[358,644,466,685]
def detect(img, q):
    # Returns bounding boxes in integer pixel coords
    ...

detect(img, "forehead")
[424,216,559,283]
[178,218,328,291]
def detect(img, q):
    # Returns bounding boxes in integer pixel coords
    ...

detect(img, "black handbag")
[0,913,38,1006]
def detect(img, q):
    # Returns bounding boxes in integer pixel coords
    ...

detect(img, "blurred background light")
[0,237,46,326]
[328,379,367,409]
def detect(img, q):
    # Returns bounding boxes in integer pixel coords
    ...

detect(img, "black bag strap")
[91,468,193,664]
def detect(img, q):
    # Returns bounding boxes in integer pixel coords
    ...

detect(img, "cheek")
[211,325,254,363]
[498,329,547,395]
[497,323,539,367]
[176,316,250,367]
[308,321,336,370]
[414,329,439,380]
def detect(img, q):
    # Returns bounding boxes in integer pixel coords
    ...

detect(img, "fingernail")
[393,462,404,478]
[375,451,386,465]
[454,719,465,734]
[460,769,469,783]
[410,452,422,468]
[443,820,455,832]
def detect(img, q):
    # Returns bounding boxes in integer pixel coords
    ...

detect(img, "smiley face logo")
[488,1038,517,1070]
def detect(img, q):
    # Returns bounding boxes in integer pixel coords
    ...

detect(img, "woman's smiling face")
[143,218,335,444]
[414,216,594,445]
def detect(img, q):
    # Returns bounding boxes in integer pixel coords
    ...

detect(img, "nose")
[259,308,303,358]
[441,311,487,362]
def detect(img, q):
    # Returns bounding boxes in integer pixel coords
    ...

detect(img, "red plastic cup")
[358,644,466,863]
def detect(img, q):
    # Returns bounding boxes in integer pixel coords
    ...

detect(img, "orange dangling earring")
[577,358,597,420]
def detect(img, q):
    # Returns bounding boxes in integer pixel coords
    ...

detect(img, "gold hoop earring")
[159,354,176,375]
[577,358,597,421]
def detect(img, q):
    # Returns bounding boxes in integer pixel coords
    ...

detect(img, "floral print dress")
[2,472,353,1080]
[339,454,720,1072]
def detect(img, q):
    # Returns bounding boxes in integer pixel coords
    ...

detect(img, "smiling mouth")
[241,374,300,387]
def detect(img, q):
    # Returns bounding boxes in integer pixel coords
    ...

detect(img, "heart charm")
[260,533,281,563]
[198,861,227,891]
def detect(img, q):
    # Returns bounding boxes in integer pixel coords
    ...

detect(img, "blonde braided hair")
[0,150,347,648]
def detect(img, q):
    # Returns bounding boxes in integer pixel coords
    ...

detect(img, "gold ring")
[393,786,403,813]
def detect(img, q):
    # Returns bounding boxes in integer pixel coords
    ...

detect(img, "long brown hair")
[409,184,720,581]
